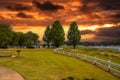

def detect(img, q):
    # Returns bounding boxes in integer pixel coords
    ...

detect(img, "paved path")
[0,66,24,80]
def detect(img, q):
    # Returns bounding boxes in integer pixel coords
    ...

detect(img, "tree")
[43,26,51,48]
[51,20,65,48]
[67,22,81,49]
[17,32,27,47]
[0,24,13,48]
[25,31,39,46]
[10,32,21,46]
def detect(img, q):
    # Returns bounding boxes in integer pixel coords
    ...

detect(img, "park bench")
[0,51,12,57]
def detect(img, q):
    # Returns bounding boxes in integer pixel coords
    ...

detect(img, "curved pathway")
[0,66,24,80]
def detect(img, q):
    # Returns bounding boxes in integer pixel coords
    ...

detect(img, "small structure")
[0,51,12,57]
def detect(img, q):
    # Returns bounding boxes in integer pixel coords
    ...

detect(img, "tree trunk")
[47,42,50,48]
[18,52,20,56]
[73,44,76,49]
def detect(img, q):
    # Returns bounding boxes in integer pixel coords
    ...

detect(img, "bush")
[42,44,47,48]
[0,45,8,49]
[84,78,95,80]
[27,45,35,49]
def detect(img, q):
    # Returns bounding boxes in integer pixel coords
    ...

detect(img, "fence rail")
[53,48,120,78]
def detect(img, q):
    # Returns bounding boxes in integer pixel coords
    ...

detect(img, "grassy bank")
[63,47,120,64]
[0,48,119,80]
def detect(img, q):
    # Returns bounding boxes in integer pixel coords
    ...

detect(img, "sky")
[0,0,120,42]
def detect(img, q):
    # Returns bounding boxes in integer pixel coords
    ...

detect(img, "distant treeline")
[0,24,39,48]
[0,20,81,49]
[1,20,119,49]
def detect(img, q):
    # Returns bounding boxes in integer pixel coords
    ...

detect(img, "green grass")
[0,48,119,80]
[63,47,120,64]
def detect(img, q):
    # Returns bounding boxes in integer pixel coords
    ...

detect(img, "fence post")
[94,57,97,65]
[108,60,111,72]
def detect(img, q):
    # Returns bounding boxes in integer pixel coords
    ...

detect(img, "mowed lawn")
[0,49,119,80]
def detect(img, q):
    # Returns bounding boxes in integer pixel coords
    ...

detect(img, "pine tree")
[43,26,51,48]
[67,22,81,49]
[51,20,65,48]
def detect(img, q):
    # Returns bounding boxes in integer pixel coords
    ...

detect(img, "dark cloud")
[94,26,120,41]
[32,0,64,11]
[80,0,120,12]
[6,4,31,11]
[98,0,120,10]
[16,12,33,18]
[81,26,120,41]
[81,26,120,37]
[79,0,120,22]
[112,12,120,19]
[96,26,120,37]
[81,30,95,35]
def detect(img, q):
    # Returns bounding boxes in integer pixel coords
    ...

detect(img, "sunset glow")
[0,0,120,42]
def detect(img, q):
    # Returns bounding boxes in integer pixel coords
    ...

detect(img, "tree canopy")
[0,24,39,48]
[0,24,13,48]
[43,26,51,48]
[51,20,65,48]
[67,22,81,49]
[0,21,82,49]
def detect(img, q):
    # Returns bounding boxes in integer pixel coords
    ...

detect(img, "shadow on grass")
[61,76,95,80]
[61,76,74,80]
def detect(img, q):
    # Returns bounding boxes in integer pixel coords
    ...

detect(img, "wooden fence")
[53,48,120,78]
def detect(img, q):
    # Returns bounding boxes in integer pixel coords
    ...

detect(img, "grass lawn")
[63,47,120,64]
[0,48,119,80]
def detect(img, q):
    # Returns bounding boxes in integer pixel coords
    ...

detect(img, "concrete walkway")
[0,66,24,80]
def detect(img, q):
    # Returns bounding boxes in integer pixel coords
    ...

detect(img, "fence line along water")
[53,48,120,78]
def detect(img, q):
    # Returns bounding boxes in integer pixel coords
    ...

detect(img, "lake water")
[82,46,120,51]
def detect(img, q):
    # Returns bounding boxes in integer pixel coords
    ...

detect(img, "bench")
[0,51,12,57]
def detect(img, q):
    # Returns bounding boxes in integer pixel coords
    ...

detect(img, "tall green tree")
[51,20,65,48]
[0,24,13,48]
[43,26,51,48]
[67,22,81,49]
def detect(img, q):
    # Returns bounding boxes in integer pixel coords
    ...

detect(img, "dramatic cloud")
[112,12,120,19]
[79,0,120,24]
[6,4,31,11]
[0,0,120,41]
[32,0,64,11]
[80,0,120,12]
[81,30,95,35]
[96,26,120,37]
[16,12,33,18]
[0,16,4,19]
[81,26,120,37]
[81,26,120,41]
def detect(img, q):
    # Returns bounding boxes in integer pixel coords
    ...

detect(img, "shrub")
[27,45,35,49]
[0,45,8,49]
